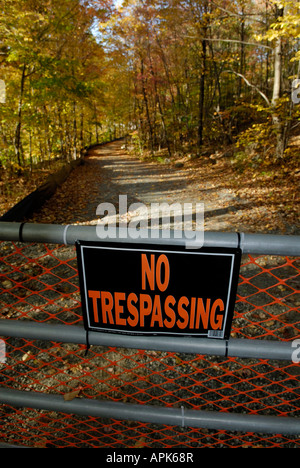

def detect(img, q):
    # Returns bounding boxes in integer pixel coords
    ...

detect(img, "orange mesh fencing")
[0,241,299,448]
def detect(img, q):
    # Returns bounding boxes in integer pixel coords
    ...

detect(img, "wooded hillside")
[104,0,300,160]
[0,0,299,221]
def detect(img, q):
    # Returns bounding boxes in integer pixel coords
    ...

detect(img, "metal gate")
[0,222,299,448]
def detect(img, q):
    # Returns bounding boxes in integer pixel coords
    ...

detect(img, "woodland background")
[0,0,299,225]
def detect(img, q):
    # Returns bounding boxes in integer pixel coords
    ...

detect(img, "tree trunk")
[198,37,207,150]
[73,101,77,160]
[147,45,171,157]
[238,8,246,98]
[14,64,26,168]
[57,105,66,159]
[140,58,154,154]
[271,6,285,159]
[197,0,209,151]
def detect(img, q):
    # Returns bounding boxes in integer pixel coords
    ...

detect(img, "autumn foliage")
[98,1,299,160]
[0,0,115,173]
[0,0,299,225]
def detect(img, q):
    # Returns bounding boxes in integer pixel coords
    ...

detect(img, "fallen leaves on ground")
[1,140,299,235]
[0,159,72,219]
[26,152,104,225]
[186,150,299,234]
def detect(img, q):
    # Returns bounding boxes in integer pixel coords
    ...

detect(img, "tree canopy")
[0,0,114,171]
[0,0,299,172]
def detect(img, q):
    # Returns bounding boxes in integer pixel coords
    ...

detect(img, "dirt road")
[25,139,255,234]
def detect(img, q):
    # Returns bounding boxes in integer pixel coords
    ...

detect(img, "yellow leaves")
[256,0,300,58]
[291,50,300,62]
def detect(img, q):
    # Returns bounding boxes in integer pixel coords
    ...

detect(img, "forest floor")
[21,138,299,235]
[1,139,299,448]
[0,158,67,219]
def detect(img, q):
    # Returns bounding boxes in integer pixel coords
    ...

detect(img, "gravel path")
[26,138,299,235]
[26,139,251,233]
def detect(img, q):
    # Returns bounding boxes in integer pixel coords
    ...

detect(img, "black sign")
[76,241,241,340]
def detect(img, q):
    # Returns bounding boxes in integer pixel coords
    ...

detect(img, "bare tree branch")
[223,69,271,107]
[185,36,272,50]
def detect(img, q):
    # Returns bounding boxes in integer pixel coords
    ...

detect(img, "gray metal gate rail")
[0,222,300,443]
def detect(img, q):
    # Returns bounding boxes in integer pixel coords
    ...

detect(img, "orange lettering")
[141,254,155,291]
[114,292,126,326]
[127,293,139,327]
[100,291,114,325]
[156,255,170,292]
[164,295,176,328]
[177,296,189,329]
[189,297,196,329]
[88,290,100,323]
[141,254,170,292]
[210,299,224,330]
[140,294,152,327]
[150,295,163,328]
[195,298,211,330]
